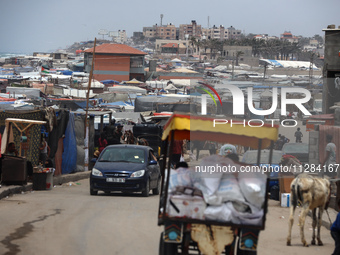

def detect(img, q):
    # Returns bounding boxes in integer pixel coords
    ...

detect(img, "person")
[112,124,123,144]
[322,134,337,178]
[6,142,18,156]
[226,153,239,162]
[281,135,290,145]
[105,119,117,145]
[39,138,50,167]
[98,132,108,153]
[294,127,303,143]
[219,144,237,156]
[275,134,284,150]
[331,199,340,255]
[171,140,183,167]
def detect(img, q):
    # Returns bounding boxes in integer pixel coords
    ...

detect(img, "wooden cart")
[158,113,279,255]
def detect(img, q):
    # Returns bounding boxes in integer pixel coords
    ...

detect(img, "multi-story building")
[201,25,242,40]
[179,20,202,40]
[115,30,127,44]
[143,24,176,40]
[155,23,177,40]
[83,44,147,82]
[280,31,298,43]
[143,26,157,38]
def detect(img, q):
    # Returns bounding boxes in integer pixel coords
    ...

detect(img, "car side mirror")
[149,160,157,165]
[91,158,97,163]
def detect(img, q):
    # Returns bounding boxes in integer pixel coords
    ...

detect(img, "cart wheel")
[90,189,98,196]
[153,177,161,195]
[142,178,150,197]
[159,232,178,255]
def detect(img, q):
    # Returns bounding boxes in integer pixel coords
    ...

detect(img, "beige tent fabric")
[1,125,14,154]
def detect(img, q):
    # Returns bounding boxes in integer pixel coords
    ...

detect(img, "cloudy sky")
[0,0,338,53]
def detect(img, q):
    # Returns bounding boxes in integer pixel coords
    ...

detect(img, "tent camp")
[108,85,147,95]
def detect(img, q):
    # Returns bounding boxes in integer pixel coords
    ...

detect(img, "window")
[130,56,144,68]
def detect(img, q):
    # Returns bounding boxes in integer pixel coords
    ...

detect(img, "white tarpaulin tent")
[260,59,318,69]
[108,85,147,95]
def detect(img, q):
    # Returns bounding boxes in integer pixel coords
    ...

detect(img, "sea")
[0,52,28,58]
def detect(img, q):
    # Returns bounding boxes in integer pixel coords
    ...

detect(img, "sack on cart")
[168,187,206,220]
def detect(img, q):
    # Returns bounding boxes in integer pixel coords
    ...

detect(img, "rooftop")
[84,44,147,55]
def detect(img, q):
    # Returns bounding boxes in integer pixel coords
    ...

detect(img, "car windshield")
[282,143,308,154]
[99,147,145,163]
[242,150,283,165]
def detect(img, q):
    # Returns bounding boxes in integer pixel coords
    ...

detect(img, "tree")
[235,51,244,66]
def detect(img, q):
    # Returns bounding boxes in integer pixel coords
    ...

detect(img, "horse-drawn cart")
[158,113,279,255]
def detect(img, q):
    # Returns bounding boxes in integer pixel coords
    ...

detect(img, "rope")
[326,209,333,226]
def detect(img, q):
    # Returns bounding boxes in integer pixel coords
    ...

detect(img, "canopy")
[126,78,143,84]
[100,79,120,84]
[162,114,279,149]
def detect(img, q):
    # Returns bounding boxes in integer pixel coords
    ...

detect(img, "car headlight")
[92,168,103,177]
[130,170,145,178]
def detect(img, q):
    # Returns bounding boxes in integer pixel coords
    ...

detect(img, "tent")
[100,79,120,85]
[126,78,143,84]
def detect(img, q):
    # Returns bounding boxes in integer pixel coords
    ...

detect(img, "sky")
[0,0,339,54]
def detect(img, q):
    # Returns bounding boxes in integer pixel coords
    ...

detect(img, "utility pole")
[309,52,315,88]
[84,38,96,172]
[232,53,235,79]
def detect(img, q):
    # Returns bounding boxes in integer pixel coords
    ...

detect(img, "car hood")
[94,161,146,172]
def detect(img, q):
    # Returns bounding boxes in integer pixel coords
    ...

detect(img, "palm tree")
[235,51,244,66]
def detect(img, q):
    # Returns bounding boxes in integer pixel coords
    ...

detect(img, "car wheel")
[153,177,161,195]
[142,178,150,197]
[90,188,98,196]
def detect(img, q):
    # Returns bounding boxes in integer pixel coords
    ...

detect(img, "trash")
[280,216,285,219]
[66,182,77,186]
[76,183,81,185]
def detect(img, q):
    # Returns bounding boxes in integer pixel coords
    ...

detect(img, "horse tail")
[291,183,298,209]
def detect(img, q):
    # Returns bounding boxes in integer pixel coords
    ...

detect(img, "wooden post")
[85,38,97,138]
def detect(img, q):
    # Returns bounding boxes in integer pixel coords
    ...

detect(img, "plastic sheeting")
[134,96,190,112]
[62,113,77,174]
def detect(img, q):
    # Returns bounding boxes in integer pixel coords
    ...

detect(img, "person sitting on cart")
[219,143,237,157]
[226,153,239,162]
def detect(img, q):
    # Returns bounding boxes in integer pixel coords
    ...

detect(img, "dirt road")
[0,179,335,255]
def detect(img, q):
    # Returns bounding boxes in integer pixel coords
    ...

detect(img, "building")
[179,20,202,40]
[322,25,340,114]
[83,44,147,82]
[155,39,189,55]
[155,24,177,40]
[143,26,157,38]
[280,31,298,43]
[254,34,279,41]
[115,30,127,44]
[201,25,242,40]
[143,24,177,40]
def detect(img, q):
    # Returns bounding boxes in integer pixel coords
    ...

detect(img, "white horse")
[282,156,331,247]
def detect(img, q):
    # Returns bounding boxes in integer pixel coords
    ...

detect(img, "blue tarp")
[74,101,89,109]
[100,79,120,84]
[62,113,77,174]
[60,70,73,75]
